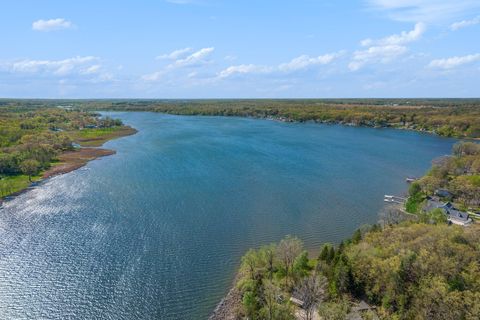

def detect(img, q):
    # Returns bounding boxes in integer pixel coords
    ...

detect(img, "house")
[434,189,453,199]
[424,198,472,226]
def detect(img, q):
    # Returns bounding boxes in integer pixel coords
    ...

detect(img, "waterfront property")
[424,197,473,226]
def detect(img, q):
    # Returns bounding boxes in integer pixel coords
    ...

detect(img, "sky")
[0,0,479,98]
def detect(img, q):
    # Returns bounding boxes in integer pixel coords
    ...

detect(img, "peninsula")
[0,106,136,202]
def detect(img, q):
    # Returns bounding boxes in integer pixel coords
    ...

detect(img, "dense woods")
[231,222,480,320]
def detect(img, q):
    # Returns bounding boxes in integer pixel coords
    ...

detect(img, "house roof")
[424,200,471,223]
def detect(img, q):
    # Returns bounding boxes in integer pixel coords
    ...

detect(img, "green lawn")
[68,126,136,147]
[0,174,41,198]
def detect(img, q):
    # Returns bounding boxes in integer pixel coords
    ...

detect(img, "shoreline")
[0,126,137,206]
[155,111,477,141]
[209,274,243,320]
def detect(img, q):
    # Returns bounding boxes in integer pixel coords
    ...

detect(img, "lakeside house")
[424,197,473,226]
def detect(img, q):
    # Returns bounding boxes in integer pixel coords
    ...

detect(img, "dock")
[384,195,406,204]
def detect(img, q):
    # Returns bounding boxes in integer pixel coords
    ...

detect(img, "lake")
[0,112,455,319]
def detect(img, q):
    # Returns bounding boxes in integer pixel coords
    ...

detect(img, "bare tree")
[379,205,413,227]
[296,274,327,320]
[277,235,303,287]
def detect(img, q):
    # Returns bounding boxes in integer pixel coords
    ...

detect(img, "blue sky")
[0,0,479,98]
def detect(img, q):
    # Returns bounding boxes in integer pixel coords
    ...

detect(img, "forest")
[230,221,480,320]
[2,98,480,138]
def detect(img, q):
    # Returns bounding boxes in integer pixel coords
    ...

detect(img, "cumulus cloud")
[142,47,215,82]
[32,18,73,31]
[81,65,102,75]
[360,22,425,47]
[218,64,271,78]
[428,53,480,69]
[170,47,214,68]
[278,53,341,72]
[349,45,407,71]
[218,52,342,79]
[450,16,480,30]
[156,48,192,60]
[6,56,99,76]
[142,71,164,81]
[366,0,480,22]
[349,23,424,71]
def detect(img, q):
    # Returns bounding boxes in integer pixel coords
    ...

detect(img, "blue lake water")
[0,112,456,319]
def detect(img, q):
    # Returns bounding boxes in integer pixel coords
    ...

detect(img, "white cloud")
[218,64,271,78]
[450,16,480,30]
[170,47,214,68]
[81,65,101,75]
[156,47,192,60]
[218,52,342,78]
[360,22,426,46]
[142,71,164,81]
[278,53,340,72]
[32,18,73,32]
[350,23,424,71]
[366,0,480,22]
[349,45,407,71]
[6,56,99,76]
[141,47,215,82]
[428,53,480,69]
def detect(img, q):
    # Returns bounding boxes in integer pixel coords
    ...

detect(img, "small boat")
[405,177,417,183]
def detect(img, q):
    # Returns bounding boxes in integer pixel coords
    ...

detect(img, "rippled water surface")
[0,112,456,319]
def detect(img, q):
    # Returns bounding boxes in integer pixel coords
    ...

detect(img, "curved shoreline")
[0,126,137,206]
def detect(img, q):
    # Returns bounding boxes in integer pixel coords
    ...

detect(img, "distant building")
[424,197,472,226]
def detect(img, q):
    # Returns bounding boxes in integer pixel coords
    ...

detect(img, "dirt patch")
[43,148,115,178]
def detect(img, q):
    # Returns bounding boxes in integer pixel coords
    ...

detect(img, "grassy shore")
[67,126,138,147]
